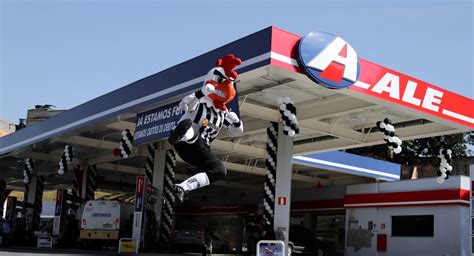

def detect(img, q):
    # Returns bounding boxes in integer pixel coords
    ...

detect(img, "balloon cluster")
[23,158,34,184]
[376,118,403,154]
[120,129,134,158]
[57,145,74,175]
[145,143,157,184]
[436,148,453,184]
[277,97,300,137]
[262,122,278,226]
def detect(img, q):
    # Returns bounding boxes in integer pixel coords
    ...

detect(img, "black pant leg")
[174,137,227,183]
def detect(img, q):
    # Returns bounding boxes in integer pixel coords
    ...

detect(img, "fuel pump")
[52,188,81,246]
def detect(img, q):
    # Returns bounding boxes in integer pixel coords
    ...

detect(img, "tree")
[348,132,472,179]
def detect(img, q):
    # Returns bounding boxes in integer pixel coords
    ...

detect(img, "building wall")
[345,176,470,256]
[0,119,15,137]
[183,183,347,208]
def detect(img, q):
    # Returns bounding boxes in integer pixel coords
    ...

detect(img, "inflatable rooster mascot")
[168,54,244,202]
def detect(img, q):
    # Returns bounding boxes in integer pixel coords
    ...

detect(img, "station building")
[0,26,472,255]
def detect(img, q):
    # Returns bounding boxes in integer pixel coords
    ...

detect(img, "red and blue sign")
[297,32,360,89]
[134,176,145,212]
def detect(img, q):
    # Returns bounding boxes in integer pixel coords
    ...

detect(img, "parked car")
[288,225,327,256]
[171,225,212,255]
[209,232,230,252]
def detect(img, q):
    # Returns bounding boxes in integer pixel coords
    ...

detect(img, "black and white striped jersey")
[179,101,242,146]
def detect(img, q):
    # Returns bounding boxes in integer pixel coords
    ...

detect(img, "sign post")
[132,176,148,248]
[52,188,65,236]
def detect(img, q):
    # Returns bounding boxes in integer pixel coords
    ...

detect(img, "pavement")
[0,246,244,255]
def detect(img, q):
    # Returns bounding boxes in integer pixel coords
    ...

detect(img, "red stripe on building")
[271,27,300,60]
[269,27,474,128]
[346,201,469,208]
[174,189,469,216]
[344,189,470,208]
[174,204,259,216]
[174,199,345,215]
[291,199,345,212]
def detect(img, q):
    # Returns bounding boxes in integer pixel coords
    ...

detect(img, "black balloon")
[287,104,296,113]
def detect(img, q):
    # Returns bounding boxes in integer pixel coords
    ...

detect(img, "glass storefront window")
[208,215,243,252]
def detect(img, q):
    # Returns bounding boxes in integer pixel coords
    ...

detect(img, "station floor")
[0,246,241,255]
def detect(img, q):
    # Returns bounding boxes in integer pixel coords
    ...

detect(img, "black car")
[171,225,212,255]
[288,225,327,256]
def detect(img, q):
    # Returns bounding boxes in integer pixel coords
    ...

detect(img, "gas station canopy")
[0,26,472,192]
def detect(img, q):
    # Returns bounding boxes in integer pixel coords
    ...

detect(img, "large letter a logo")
[297,32,360,89]
[306,37,358,83]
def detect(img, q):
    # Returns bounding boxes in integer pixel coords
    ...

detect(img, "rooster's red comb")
[216,54,242,80]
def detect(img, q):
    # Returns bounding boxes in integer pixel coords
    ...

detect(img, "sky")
[0,0,472,123]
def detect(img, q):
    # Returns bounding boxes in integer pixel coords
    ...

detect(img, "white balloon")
[23,178,28,184]
[388,137,395,143]
[447,149,452,155]
[279,104,286,111]
[439,149,444,155]
[394,137,402,145]
[447,165,453,171]
[284,110,291,116]
[380,122,386,129]
[388,145,393,150]
[383,135,390,140]
[58,169,64,175]
[289,114,297,121]
[277,97,284,105]
[283,125,290,131]
[289,130,295,137]
[394,146,402,154]
[439,166,446,173]
[441,173,447,178]
[122,130,127,136]
[385,124,395,132]
[436,176,445,184]
[284,97,292,104]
